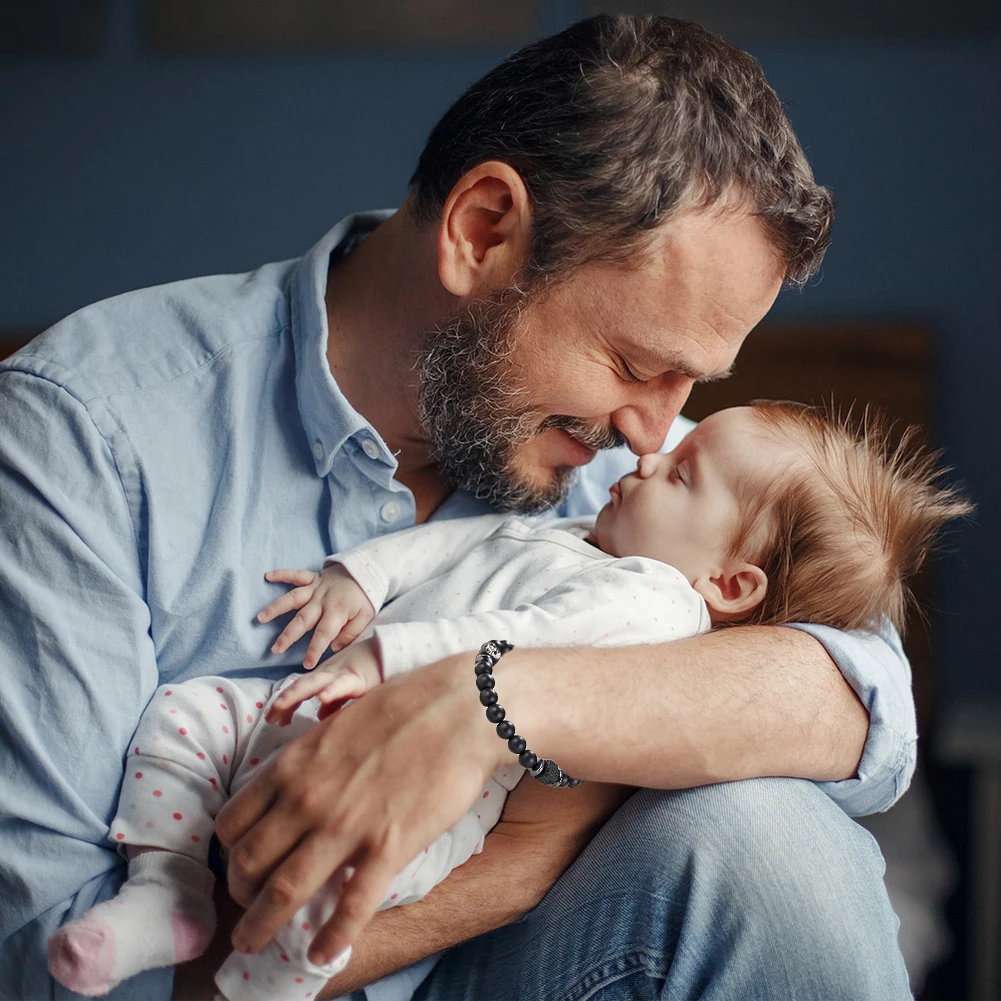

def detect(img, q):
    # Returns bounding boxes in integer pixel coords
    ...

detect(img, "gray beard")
[416,285,625,514]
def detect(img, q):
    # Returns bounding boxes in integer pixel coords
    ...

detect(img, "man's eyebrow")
[696,364,735,384]
[658,358,735,383]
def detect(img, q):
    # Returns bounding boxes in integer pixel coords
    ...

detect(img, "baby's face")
[593,407,786,583]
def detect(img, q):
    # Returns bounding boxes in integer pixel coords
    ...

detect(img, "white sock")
[48,850,216,997]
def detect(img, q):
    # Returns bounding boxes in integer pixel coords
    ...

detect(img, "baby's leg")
[213,777,510,999]
[48,675,274,996]
[48,848,217,997]
[215,869,352,1000]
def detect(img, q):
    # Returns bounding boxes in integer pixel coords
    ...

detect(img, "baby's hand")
[258,563,376,670]
[265,638,383,726]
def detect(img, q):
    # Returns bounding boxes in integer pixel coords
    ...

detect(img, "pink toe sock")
[48,920,117,997]
[47,850,216,995]
[170,912,215,962]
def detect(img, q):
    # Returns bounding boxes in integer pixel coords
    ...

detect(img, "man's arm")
[215,625,869,965]
[0,370,165,997]
[173,779,631,999]
[505,625,868,787]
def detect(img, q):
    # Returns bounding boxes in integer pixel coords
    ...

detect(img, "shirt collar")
[290,210,396,477]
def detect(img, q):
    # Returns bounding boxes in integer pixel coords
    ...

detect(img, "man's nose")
[612,375,694,455]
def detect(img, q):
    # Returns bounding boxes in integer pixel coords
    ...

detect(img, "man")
[0,15,913,1001]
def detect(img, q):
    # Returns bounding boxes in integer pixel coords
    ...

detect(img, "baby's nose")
[637,453,661,478]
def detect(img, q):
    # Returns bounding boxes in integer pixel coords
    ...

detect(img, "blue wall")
[1,20,998,698]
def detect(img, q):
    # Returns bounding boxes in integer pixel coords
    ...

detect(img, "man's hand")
[265,637,383,727]
[258,563,376,669]
[318,778,635,998]
[215,651,503,967]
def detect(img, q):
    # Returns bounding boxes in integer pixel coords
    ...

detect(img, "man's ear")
[437,161,532,298]
[692,563,768,622]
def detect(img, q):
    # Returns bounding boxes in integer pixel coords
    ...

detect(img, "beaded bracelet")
[474,640,582,788]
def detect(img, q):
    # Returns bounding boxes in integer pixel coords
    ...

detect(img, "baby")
[47,402,969,1001]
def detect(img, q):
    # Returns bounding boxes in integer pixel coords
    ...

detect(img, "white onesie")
[110,513,709,999]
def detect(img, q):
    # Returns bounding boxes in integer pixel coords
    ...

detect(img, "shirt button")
[313,442,324,461]
[362,439,380,460]
[380,500,401,523]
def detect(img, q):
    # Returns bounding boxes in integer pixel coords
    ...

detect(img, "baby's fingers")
[257,584,317,625]
[303,618,346,671]
[329,611,373,654]
[266,673,331,724]
[313,672,367,706]
[265,568,320,587]
[270,605,320,654]
[266,670,364,725]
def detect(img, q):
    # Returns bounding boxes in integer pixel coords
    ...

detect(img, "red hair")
[726,401,972,634]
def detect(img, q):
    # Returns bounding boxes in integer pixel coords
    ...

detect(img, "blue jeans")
[388,779,911,1000]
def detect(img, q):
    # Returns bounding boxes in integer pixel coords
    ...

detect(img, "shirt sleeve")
[0,370,169,1000]
[786,618,918,817]
[373,557,710,678]
[325,514,512,610]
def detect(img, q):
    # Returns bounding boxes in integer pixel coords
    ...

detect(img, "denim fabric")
[0,213,915,1001]
[406,780,912,1001]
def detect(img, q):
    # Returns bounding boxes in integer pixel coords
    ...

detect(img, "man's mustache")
[538,414,625,451]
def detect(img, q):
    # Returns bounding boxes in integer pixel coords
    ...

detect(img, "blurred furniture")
[938,701,1001,1000]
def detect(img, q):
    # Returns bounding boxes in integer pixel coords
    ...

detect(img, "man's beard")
[416,284,625,514]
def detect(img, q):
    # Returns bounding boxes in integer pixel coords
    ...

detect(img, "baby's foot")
[47,851,215,995]
[47,919,117,997]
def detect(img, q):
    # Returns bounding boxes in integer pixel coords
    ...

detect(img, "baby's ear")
[693,563,768,623]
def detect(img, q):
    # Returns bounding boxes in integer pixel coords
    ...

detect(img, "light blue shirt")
[0,212,916,1001]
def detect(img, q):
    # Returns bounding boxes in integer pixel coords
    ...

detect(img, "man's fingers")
[231,833,340,954]
[306,851,395,966]
[215,774,281,902]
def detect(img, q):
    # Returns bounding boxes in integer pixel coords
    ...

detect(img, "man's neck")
[323,207,455,521]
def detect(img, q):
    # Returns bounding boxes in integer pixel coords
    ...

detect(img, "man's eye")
[619,359,647,384]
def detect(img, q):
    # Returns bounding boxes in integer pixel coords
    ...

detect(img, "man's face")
[417,204,784,513]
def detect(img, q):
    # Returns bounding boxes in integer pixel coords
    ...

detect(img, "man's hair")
[409,14,833,286]
[729,402,973,635]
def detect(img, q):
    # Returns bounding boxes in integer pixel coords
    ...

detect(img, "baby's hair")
[727,401,972,635]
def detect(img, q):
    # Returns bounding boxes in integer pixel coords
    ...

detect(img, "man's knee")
[573,778,909,992]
